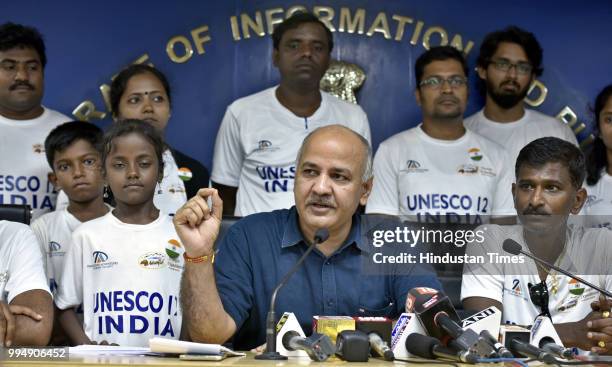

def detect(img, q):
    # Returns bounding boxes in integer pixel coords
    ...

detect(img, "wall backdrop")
[5,0,611,169]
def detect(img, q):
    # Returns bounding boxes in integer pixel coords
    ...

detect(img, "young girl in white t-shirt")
[56,120,185,346]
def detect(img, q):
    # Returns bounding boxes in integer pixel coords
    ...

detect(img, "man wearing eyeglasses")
[461,137,612,354]
[366,46,514,225]
[464,26,577,167]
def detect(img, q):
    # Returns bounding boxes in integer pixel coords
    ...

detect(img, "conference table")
[0,352,477,367]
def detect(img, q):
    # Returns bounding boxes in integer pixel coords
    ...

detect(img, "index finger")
[588,316,612,330]
[8,304,42,320]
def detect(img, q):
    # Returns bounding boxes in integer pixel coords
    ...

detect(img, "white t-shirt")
[211,86,371,216]
[464,109,578,168]
[55,211,184,347]
[0,220,51,303]
[0,108,70,219]
[31,206,111,293]
[366,126,514,223]
[461,224,612,325]
[581,172,612,229]
[56,149,187,216]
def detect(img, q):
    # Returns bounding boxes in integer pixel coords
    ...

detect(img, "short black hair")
[110,64,171,117]
[272,12,333,52]
[44,121,103,170]
[516,137,585,189]
[101,119,165,179]
[585,84,612,185]
[414,46,468,86]
[476,26,543,77]
[0,22,46,68]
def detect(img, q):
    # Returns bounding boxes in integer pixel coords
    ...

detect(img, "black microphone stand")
[255,228,329,360]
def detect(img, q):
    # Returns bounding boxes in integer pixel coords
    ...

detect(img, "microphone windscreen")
[502,239,522,255]
[407,287,443,313]
[406,333,438,359]
[314,228,330,243]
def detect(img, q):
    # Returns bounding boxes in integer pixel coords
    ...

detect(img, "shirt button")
[327,300,333,306]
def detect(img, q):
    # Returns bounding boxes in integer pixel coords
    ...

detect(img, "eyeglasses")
[490,59,533,75]
[528,281,552,319]
[419,76,468,89]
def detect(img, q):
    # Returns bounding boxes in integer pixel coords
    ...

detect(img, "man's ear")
[414,88,422,107]
[571,187,588,214]
[359,177,374,206]
[48,172,59,191]
[476,65,487,81]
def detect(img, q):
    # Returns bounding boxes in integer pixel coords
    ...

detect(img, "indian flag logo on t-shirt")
[178,167,192,182]
[568,278,584,296]
[468,148,483,161]
[166,239,182,259]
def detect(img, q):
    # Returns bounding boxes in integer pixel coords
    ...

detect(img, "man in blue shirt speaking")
[174,125,441,350]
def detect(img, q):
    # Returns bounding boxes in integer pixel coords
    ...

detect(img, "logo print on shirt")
[468,148,483,161]
[254,140,279,153]
[177,167,192,182]
[139,252,167,269]
[88,251,117,270]
[568,278,585,296]
[0,271,8,283]
[401,160,428,173]
[32,143,45,154]
[457,164,478,175]
[49,241,61,252]
[165,239,182,259]
[93,251,109,264]
[584,195,602,207]
[506,278,524,297]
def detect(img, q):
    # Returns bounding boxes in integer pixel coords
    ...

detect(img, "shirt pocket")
[356,278,394,317]
[356,301,395,317]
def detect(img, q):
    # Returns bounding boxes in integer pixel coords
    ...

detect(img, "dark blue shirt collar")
[280,206,370,254]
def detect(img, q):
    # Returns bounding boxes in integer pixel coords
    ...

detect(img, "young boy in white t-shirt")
[31,121,109,345]
[31,121,109,294]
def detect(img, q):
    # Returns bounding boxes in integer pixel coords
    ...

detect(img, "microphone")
[256,228,330,360]
[282,331,335,362]
[410,288,487,354]
[509,338,557,364]
[502,239,612,297]
[368,332,394,361]
[406,333,479,364]
[336,330,370,362]
[541,343,575,359]
[480,329,514,358]
[408,287,462,342]
[390,313,427,358]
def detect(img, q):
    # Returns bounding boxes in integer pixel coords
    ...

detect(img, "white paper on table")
[68,345,152,356]
[149,338,245,356]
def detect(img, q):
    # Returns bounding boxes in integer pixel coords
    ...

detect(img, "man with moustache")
[464,26,577,166]
[0,23,70,219]
[177,125,440,350]
[461,137,612,354]
[211,12,371,217]
[366,46,514,224]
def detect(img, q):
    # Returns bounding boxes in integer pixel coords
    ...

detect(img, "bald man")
[176,125,441,350]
